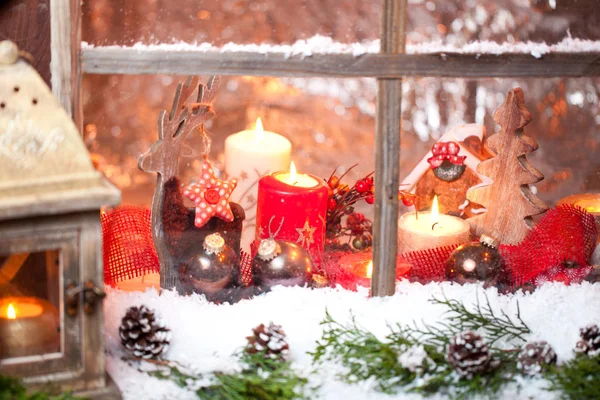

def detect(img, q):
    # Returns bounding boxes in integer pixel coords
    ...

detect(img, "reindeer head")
[138,76,220,179]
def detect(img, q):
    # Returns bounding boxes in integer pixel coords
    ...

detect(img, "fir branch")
[142,350,311,400]
[311,311,421,393]
[0,375,80,400]
[545,355,600,400]
[311,299,527,399]
[430,292,530,345]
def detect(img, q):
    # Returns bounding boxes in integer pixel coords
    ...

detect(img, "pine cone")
[245,322,289,362]
[119,305,171,359]
[575,324,600,357]
[446,331,491,378]
[517,341,557,376]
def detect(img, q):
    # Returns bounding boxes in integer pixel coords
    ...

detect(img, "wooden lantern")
[0,41,121,397]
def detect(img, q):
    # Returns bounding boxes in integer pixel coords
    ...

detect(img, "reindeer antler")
[138,76,218,179]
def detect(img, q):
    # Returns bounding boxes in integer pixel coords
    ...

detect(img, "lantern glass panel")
[0,249,61,360]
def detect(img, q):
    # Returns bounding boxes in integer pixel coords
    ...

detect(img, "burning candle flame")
[7,303,16,319]
[366,261,373,279]
[431,195,439,226]
[289,161,297,184]
[254,117,264,140]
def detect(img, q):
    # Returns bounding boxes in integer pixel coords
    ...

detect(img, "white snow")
[105,281,600,400]
[83,36,600,58]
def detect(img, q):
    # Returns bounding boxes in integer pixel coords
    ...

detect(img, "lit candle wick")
[431,222,439,231]
[254,117,264,141]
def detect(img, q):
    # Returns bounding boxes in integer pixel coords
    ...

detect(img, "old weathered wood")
[69,0,83,132]
[138,76,219,290]
[371,0,407,297]
[467,88,548,245]
[50,0,73,117]
[82,47,600,78]
[0,0,51,85]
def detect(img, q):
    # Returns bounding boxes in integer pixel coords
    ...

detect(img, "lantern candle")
[0,297,60,359]
[398,196,471,253]
[255,162,328,268]
[225,118,292,250]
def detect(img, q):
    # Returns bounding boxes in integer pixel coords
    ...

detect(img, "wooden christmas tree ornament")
[467,88,548,245]
[139,76,244,291]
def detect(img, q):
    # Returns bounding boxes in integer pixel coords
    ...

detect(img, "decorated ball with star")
[183,160,238,228]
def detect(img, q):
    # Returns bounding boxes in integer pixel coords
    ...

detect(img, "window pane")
[84,75,376,276]
[407,1,600,51]
[82,0,380,46]
[400,77,600,213]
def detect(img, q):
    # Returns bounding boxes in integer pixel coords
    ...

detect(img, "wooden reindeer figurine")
[139,76,244,291]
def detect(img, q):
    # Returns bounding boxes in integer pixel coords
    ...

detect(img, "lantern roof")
[0,41,120,221]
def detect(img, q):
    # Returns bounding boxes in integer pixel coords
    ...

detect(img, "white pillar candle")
[225,118,292,251]
[397,196,471,254]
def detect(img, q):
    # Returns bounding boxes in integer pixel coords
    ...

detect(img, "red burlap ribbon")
[102,205,596,290]
[101,206,159,286]
[405,205,597,288]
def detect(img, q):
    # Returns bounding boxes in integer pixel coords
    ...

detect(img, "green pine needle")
[145,350,311,400]
[0,375,80,400]
[429,292,530,345]
[545,355,600,400]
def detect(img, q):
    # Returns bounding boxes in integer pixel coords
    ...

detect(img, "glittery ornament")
[179,233,239,295]
[183,160,238,228]
[446,235,503,286]
[252,238,314,289]
[517,341,557,376]
[584,265,600,283]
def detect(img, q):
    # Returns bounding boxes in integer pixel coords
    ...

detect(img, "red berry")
[366,177,374,186]
[402,196,415,207]
[365,195,374,205]
[355,180,369,193]
[328,176,339,189]
[327,198,337,211]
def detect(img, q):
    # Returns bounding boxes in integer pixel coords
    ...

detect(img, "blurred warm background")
[80,0,600,214]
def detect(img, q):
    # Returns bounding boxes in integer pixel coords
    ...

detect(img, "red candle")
[255,163,328,268]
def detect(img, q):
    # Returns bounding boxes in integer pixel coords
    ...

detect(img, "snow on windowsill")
[105,281,600,400]
[82,35,600,59]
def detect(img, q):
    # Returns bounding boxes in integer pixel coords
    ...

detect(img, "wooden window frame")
[75,0,600,296]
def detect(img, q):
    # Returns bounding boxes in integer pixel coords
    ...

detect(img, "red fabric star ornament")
[183,161,238,228]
